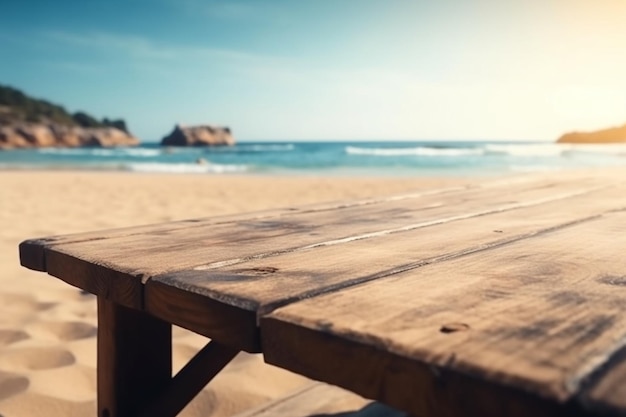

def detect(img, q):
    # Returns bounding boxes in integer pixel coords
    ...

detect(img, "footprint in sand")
[0,329,30,347]
[0,370,29,401]
[0,294,56,327]
[0,293,55,312]
[34,321,98,342]
[0,391,94,416]
[0,347,75,372]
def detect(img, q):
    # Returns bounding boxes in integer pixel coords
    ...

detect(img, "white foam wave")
[37,147,162,157]
[82,148,163,157]
[240,144,295,152]
[484,144,566,157]
[118,148,162,157]
[89,149,117,156]
[345,146,483,157]
[37,148,90,155]
[126,162,248,174]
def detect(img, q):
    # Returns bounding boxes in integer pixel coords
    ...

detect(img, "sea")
[1,141,625,177]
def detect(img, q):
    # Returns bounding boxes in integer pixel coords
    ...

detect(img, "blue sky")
[1,0,625,142]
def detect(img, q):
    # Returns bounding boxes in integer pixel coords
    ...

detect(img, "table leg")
[97,297,172,417]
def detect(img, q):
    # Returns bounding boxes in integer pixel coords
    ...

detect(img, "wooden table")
[19,170,626,417]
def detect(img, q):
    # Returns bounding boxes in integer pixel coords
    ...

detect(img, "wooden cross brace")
[97,298,239,417]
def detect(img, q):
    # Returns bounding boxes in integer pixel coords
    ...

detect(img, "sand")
[0,170,468,417]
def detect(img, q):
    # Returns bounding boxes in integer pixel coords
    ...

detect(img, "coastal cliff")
[161,124,235,147]
[557,124,626,144]
[0,84,139,149]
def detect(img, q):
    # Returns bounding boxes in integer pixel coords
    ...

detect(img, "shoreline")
[0,165,486,179]
[0,163,506,178]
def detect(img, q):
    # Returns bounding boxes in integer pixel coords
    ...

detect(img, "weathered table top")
[20,169,626,417]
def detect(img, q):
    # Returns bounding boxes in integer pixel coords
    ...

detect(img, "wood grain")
[97,298,171,417]
[262,210,626,417]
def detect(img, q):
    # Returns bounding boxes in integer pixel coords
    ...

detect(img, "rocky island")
[0,84,139,149]
[161,124,235,147]
[557,123,626,144]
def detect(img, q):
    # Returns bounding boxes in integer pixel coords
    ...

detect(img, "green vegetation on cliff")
[0,84,128,132]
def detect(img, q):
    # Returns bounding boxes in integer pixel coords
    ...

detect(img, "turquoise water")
[1,141,625,176]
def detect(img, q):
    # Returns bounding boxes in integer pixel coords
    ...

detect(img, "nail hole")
[440,323,470,334]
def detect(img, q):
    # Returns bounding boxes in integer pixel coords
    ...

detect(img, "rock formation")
[0,123,139,150]
[0,84,139,149]
[557,124,626,144]
[160,124,235,147]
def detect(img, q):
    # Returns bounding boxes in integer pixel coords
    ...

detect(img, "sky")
[1,0,625,142]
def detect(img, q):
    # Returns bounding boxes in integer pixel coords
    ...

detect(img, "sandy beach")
[0,171,468,417]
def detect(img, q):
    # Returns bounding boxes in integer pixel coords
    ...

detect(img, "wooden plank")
[18,184,469,272]
[33,175,613,298]
[145,184,626,351]
[18,208,298,272]
[262,320,569,417]
[97,298,171,417]
[231,382,401,417]
[261,210,626,417]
